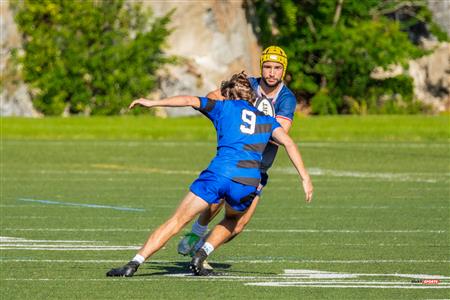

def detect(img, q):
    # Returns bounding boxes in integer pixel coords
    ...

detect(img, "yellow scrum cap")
[260,46,288,79]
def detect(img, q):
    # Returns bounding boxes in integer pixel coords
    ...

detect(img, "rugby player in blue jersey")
[106,71,313,277]
[178,46,302,262]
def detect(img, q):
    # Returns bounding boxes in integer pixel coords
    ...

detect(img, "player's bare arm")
[129,96,201,109]
[271,127,313,203]
[276,116,292,133]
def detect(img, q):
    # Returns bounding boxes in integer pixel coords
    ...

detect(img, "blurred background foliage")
[9,0,449,116]
[246,0,448,115]
[10,0,174,115]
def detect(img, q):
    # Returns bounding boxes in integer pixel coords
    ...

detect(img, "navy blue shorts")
[190,170,257,212]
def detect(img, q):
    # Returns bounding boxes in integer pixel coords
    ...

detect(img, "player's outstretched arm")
[129,96,201,110]
[272,127,313,203]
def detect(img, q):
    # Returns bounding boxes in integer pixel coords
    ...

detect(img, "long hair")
[220,71,256,104]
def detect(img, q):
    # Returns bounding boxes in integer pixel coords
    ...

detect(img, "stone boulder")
[0,1,39,117]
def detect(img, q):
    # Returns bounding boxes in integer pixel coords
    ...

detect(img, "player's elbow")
[280,136,295,149]
[183,96,200,107]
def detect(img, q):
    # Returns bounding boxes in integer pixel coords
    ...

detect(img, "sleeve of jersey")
[195,97,223,122]
[276,94,296,122]
[272,119,282,132]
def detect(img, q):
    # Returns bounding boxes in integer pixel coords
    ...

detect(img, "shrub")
[11,0,174,115]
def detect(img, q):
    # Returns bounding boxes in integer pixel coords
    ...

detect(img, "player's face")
[261,61,283,87]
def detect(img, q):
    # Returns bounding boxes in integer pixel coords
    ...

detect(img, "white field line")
[0,246,139,251]
[245,282,450,289]
[2,245,447,251]
[3,140,449,148]
[245,229,447,233]
[0,204,174,209]
[1,227,446,233]
[0,237,105,243]
[17,198,145,212]
[273,167,448,183]
[0,236,140,251]
[2,278,448,288]
[4,163,448,183]
[249,243,447,247]
[1,228,151,232]
[1,258,449,264]
[1,227,446,234]
[283,269,450,279]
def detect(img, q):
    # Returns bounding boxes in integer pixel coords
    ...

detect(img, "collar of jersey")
[257,81,284,103]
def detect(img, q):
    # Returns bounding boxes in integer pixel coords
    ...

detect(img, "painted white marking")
[17,198,145,212]
[0,246,139,251]
[245,229,447,233]
[1,228,151,232]
[1,258,449,264]
[245,283,449,289]
[250,242,445,247]
[273,167,446,183]
[283,269,450,279]
[4,140,449,149]
[247,269,450,289]
[2,228,445,233]
[0,236,140,251]
[0,237,103,243]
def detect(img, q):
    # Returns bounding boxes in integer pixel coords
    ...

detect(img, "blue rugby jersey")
[248,77,297,173]
[196,97,281,187]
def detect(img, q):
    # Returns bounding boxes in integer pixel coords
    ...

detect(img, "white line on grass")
[0,237,106,243]
[0,246,140,250]
[249,242,447,247]
[2,278,449,289]
[245,229,447,233]
[4,140,448,148]
[17,198,145,212]
[5,166,448,184]
[1,259,449,264]
[245,282,450,289]
[273,167,447,183]
[2,227,446,233]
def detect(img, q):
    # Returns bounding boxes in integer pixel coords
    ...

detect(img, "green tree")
[11,0,174,115]
[246,0,445,114]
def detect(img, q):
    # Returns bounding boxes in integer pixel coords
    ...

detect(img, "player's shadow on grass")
[134,261,230,276]
[134,261,276,276]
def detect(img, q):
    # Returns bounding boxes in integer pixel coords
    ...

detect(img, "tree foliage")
[11,0,174,115]
[246,0,444,114]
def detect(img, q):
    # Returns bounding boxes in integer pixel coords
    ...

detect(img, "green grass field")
[1,116,449,299]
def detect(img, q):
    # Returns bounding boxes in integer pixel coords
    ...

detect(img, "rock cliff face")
[427,0,450,35]
[1,1,39,117]
[147,0,261,116]
[408,41,449,112]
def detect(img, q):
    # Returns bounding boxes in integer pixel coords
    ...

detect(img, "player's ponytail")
[220,71,256,104]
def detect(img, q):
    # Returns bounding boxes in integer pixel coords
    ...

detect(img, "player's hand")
[129,98,153,109]
[302,177,313,203]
